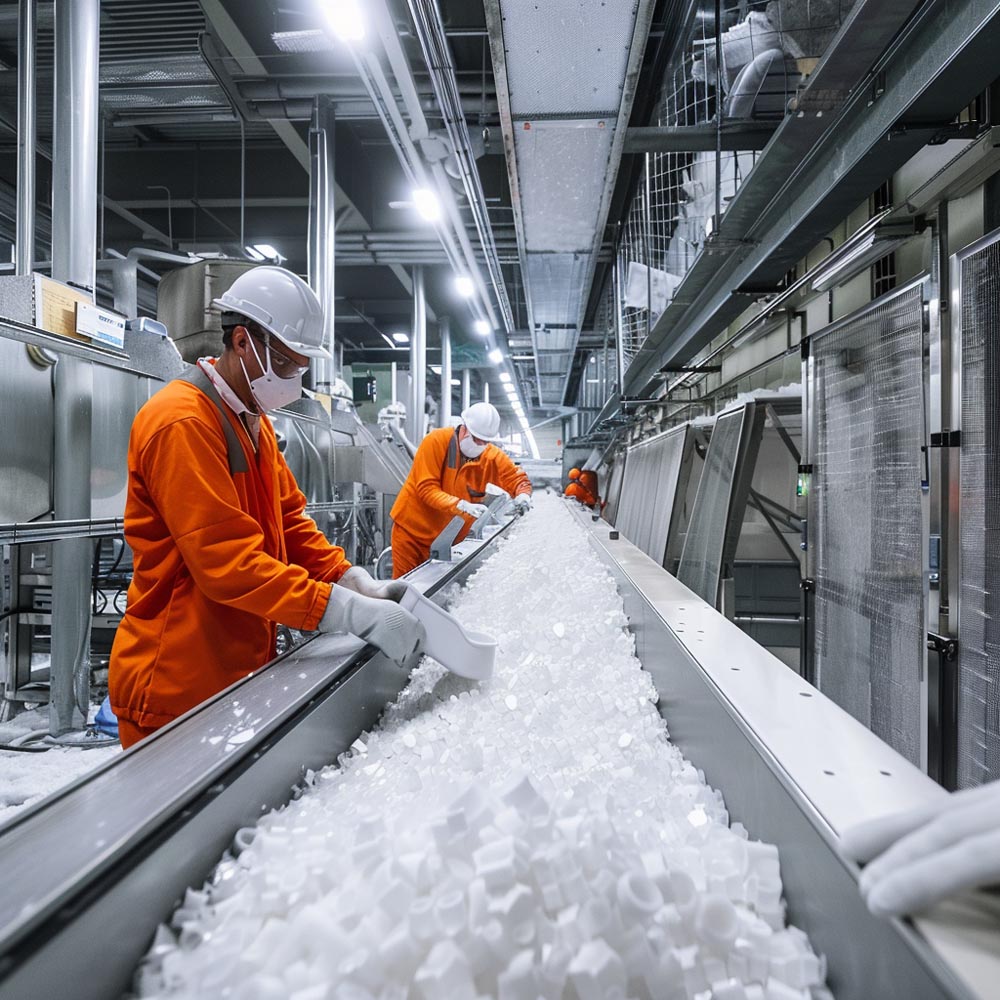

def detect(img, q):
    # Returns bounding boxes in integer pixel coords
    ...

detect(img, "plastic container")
[400,587,497,680]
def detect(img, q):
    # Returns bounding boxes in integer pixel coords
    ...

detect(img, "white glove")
[319,586,425,665]
[456,499,488,519]
[338,566,410,603]
[513,493,532,512]
[840,780,1000,917]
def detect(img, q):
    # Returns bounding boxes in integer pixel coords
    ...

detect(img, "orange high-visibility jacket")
[390,427,531,573]
[109,372,350,730]
[564,481,597,507]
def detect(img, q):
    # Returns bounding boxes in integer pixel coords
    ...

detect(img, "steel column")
[408,266,426,444]
[461,368,470,412]
[48,0,99,736]
[483,382,490,404]
[308,95,336,392]
[439,315,452,427]
[15,0,35,276]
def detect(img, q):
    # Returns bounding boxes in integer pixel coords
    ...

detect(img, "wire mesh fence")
[589,1,855,397]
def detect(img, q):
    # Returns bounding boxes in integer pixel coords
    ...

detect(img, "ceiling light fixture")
[321,0,365,42]
[499,372,511,384]
[392,332,409,344]
[488,348,503,364]
[474,320,490,337]
[454,275,475,298]
[247,243,283,262]
[412,188,441,222]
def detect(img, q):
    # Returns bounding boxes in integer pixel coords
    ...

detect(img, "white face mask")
[460,434,487,459]
[241,337,303,412]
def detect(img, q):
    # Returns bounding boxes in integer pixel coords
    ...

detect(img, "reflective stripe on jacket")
[389,427,532,551]
[109,368,350,729]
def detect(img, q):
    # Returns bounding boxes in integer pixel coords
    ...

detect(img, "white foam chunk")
[134,495,827,998]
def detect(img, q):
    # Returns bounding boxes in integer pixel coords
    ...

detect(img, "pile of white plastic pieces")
[138,494,829,1000]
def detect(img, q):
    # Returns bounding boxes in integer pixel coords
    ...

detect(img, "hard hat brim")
[212,295,333,361]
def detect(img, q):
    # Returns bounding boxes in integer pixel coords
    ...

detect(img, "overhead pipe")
[405,0,515,335]
[308,95,336,392]
[48,0,99,738]
[350,0,504,341]
[440,315,452,427]
[408,265,427,445]
[15,0,36,276]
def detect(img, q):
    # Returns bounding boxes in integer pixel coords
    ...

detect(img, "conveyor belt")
[2,508,997,999]
[0,524,514,1000]
[572,506,998,1000]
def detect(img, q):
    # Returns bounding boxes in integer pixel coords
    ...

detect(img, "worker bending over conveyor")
[109,267,424,749]
[564,467,598,508]
[390,402,532,578]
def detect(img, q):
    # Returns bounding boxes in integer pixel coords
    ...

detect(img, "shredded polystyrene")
[135,494,827,999]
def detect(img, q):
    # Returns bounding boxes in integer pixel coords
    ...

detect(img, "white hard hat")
[461,402,503,442]
[213,265,331,360]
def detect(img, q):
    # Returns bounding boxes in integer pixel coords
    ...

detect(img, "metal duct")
[485,0,654,405]
[807,280,927,766]
[954,230,1000,787]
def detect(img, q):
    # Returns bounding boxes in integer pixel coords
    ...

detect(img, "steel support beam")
[408,266,426,445]
[15,0,36,276]
[461,368,470,412]
[624,122,777,154]
[439,315,452,427]
[49,0,99,737]
[308,96,336,392]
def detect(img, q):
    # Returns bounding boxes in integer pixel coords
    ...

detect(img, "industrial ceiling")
[0,0,668,424]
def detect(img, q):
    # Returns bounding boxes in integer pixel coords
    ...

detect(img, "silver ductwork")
[308,96,336,392]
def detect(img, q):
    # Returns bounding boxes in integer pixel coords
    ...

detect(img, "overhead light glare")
[499,372,512,384]
[391,332,409,344]
[450,378,461,386]
[412,188,441,222]
[488,348,503,364]
[248,243,283,262]
[455,275,475,298]
[322,0,365,42]
[474,320,490,337]
[429,365,442,375]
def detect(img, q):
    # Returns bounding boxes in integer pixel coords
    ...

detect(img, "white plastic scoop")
[399,587,497,680]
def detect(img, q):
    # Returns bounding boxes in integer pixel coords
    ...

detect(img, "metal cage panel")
[616,425,690,565]
[808,280,927,766]
[954,230,1000,787]
[677,407,749,605]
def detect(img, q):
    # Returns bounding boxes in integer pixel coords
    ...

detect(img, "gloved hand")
[513,493,532,513]
[840,780,1000,917]
[338,565,410,603]
[319,586,425,665]
[456,499,489,519]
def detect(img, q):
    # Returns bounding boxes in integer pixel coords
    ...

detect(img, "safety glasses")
[250,333,310,379]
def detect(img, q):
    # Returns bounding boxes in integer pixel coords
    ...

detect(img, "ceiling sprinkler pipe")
[405,0,514,336]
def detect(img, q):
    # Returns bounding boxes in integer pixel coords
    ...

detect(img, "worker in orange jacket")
[564,467,598,507]
[390,402,532,578]
[109,267,424,750]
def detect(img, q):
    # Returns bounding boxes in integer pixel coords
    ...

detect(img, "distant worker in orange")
[391,402,532,578]
[564,467,597,508]
[579,469,601,508]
